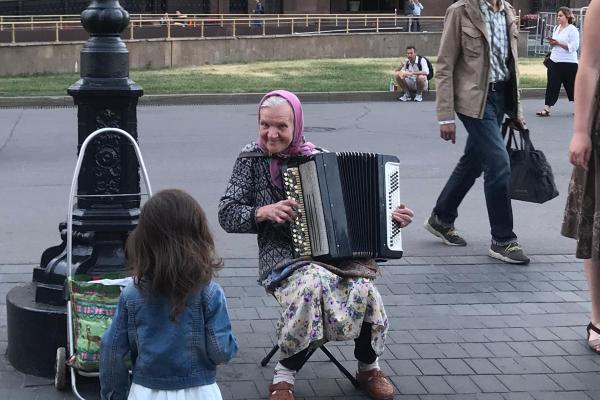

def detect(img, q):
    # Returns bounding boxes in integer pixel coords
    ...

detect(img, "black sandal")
[535,109,551,117]
[586,322,600,354]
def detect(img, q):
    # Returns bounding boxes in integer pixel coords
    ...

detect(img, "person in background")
[100,189,238,400]
[394,45,429,102]
[561,0,600,355]
[173,10,188,27]
[254,0,265,27]
[409,0,424,32]
[536,7,580,117]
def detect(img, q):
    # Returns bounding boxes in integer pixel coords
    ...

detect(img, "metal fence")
[527,7,587,56]
[0,13,446,44]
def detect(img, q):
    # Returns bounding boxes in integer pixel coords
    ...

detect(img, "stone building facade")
[0,0,589,15]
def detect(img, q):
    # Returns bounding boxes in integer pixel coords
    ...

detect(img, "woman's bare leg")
[585,259,600,351]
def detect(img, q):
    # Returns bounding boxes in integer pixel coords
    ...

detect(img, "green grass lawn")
[0,57,548,97]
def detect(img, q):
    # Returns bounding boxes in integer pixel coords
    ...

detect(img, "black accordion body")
[282,152,403,261]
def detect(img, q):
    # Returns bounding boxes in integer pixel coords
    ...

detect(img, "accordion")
[282,152,403,261]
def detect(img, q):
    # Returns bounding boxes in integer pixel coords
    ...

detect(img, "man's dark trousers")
[433,82,517,244]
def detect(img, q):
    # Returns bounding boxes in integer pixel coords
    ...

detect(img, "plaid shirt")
[479,0,510,82]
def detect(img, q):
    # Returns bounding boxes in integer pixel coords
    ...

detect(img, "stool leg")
[320,345,360,388]
[261,344,279,367]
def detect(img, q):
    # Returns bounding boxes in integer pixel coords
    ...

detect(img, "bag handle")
[503,119,533,151]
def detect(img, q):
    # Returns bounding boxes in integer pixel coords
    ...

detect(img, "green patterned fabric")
[70,274,125,372]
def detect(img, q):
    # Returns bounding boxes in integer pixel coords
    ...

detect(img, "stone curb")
[0,88,548,108]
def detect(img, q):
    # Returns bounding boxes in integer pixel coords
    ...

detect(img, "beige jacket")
[436,0,523,122]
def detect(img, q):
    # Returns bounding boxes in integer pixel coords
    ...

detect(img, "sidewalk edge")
[0,88,548,108]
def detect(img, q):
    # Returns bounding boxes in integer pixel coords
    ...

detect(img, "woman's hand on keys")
[256,199,300,224]
[392,203,414,228]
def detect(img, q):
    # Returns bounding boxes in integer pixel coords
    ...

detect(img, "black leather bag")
[503,120,559,203]
[543,51,551,68]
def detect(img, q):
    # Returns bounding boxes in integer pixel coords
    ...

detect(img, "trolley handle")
[66,128,153,278]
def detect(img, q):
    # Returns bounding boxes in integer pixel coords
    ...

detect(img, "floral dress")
[562,84,600,259]
[274,264,387,358]
[218,143,388,358]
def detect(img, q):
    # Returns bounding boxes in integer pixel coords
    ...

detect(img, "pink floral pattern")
[273,264,388,358]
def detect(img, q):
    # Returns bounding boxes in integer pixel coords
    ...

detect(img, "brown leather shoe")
[356,369,395,400]
[268,382,295,400]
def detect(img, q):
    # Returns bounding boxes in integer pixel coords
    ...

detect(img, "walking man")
[425,0,530,264]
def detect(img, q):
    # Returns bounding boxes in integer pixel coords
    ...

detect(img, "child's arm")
[100,293,131,400]
[204,283,239,365]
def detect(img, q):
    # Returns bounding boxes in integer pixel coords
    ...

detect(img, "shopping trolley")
[53,128,152,400]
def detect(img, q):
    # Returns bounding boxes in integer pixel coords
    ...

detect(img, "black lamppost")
[6,0,143,377]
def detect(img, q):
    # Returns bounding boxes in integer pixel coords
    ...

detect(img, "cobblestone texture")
[2,255,600,399]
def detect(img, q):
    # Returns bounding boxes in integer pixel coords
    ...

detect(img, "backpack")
[406,55,434,81]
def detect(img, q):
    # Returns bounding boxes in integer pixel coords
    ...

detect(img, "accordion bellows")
[282,152,403,261]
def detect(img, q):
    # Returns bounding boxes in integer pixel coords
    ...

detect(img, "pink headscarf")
[257,90,315,188]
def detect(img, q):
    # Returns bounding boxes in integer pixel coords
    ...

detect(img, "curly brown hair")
[557,7,575,24]
[126,189,222,320]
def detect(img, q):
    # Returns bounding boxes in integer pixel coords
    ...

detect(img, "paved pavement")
[2,99,600,399]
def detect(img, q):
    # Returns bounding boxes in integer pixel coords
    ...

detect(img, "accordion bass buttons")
[283,166,312,257]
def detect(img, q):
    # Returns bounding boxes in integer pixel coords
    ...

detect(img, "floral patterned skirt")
[273,263,388,359]
[562,148,600,260]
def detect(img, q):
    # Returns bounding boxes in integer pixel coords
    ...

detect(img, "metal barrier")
[0,13,446,44]
[528,8,587,56]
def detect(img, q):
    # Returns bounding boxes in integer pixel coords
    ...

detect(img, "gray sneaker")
[489,242,530,265]
[424,214,467,246]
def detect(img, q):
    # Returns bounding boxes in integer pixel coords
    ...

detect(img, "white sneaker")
[398,93,410,102]
[414,94,423,102]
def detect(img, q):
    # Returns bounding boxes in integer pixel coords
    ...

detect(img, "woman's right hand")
[569,132,592,170]
[256,199,300,224]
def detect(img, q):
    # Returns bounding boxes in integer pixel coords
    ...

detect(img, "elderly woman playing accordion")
[218,90,413,400]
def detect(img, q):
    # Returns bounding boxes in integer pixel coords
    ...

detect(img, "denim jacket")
[100,280,238,400]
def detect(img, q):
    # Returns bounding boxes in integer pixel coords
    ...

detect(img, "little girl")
[100,189,238,400]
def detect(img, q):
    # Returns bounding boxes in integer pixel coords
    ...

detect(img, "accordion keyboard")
[385,162,403,252]
[282,167,311,256]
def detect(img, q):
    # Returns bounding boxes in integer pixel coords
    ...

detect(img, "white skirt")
[128,382,223,400]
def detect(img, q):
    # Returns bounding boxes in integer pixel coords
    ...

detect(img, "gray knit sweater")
[218,142,296,286]
[218,142,380,287]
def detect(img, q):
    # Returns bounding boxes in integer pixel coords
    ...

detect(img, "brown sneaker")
[356,369,395,400]
[268,382,295,400]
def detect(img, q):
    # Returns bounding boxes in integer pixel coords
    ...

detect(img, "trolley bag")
[503,120,559,204]
[70,274,126,372]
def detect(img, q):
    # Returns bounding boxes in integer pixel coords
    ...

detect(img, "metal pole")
[201,20,204,38]
[55,22,59,42]
[11,23,15,44]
